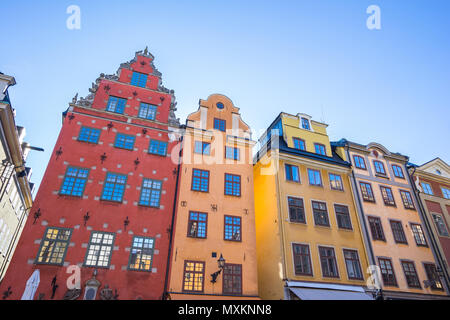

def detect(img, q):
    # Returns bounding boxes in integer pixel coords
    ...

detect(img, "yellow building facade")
[254,113,373,300]
[167,94,259,299]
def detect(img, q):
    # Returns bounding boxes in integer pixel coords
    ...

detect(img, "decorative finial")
[72,93,78,104]
[144,46,148,55]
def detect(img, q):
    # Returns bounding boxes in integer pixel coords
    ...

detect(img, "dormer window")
[301,118,311,130]
[130,72,148,88]
[314,143,326,156]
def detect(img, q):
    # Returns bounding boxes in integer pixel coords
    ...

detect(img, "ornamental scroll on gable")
[70,47,180,126]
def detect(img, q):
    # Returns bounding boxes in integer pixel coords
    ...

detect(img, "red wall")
[0,53,178,300]
[425,200,450,270]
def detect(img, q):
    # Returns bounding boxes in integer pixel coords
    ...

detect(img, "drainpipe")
[408,166,450,295]
[344,147,379,299]
[162,129,184,300]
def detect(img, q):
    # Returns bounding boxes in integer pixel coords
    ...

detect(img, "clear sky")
[2,0,449,190]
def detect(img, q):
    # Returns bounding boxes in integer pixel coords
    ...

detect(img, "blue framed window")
[314,143,326,156]
[194,141,210,155]
[192,169,209,192]
[216,102,224,110]
[353,155,366,170]
[106,96,127,114]
[149,140,168,156]
[329,173,343,190]
[78,127,101,144]
[114,133,135,150]
[308,169,322,186]
[214,118,226,132]
[101,173,127,202]
[130,72,148,88]
[301,118,311,130]
[285,164,300,182]
[392,165,404,178]
[225,174,241,196]
[224,216,241,241]
[60,167,89,197]
[373,160,386,176]
[188,212,208,238]
[421,182,434,195]
[128,236,154,271]
[293,138,306,151]
[138,103,157,120]
[225,147,240,160]
[139,179,162,207]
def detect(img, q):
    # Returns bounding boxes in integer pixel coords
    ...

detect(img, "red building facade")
[0,49,180,300]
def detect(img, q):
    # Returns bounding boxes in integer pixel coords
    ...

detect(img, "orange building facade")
[337,140,448,299]
[166,94,259,299]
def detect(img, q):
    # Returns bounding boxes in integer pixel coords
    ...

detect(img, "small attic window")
[301,118,311,130]
[436,169,441,175]
[217,102,224,110]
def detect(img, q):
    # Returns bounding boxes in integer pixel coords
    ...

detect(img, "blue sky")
[2,0,449,190]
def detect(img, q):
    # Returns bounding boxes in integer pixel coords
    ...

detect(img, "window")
[410,223,428,247]
[223,264,242,295]
[194,141,210,155]
[183,261,205,292]
[225,147,240,161]
[378,258,397,287]
[138,103,157,120]
[301,117,311,130]
[432,213,449,237]
[293,138,306,151]
[130,71,148,88]
[312,201,330,227]
[78,127,101,144]
[149,140,168,156]
[392,165,404,178]
[380,186,396,206]
[421,182,434,195]
[308,169,322,186]
[288,197,306,223]
[192,169,209,192]
[373,160,386,176]
[390,220,408,244]
[216,102,224,110]
[442,187,450,199]
[128,237,154,272]
[59,167,89,197]
[224,216,241,241]
[400,190,415,210]
[106,96,126,114]
[292,244,313,276]
[359,182,375,202]
[343,249,363,280]
[101,173,127,202]
[35,227,72,265]
[424,263,444,290]
[314,143,326,156]
[401,261,421,288]
[214,118,226,132]
[187,212,208,238]
[285,164,300,183]
[329,173,343,191]
[335,205,352,230]
[224,174,241,197]
[368,216,385,241]
[353,155,366,170]
[84,232,115,268]
[319,246,339,278]
[114,133,135,150]
[139,179,162,207]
